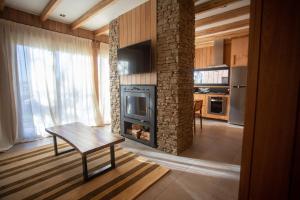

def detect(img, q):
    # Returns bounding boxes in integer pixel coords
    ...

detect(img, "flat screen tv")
[117,40,151,75]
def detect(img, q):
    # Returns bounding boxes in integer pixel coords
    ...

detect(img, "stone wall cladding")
[109,19,120,135]
[156,0,195,154]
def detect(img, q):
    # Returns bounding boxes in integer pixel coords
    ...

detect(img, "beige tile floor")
[2,119,243,200]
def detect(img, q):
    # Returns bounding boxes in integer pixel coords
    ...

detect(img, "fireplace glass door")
[124,92,149,121]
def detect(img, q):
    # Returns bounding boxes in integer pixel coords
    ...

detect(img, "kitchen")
[194,36,249,126]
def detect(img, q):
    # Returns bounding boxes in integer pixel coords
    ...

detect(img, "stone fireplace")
[109,0,195,155]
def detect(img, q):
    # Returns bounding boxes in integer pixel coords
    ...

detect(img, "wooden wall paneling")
[145,73,151,84]
[195,49,198,67]
[203,47,207,67]
[198,49,201,68]
[151,72,157,84]
[140,3,146,41]
[131,8,136,44]
[211,46,215,65]
[199,48,202,67]
[150,0,156,69]
[127,11,132,45]
[118,0,157,85]
[197,49,201,68]
[145,1,151,39]
[207,47,211,66]
[209,46,213,66]
[135,6,141,43]
[224,40,231,66]
[119,15,123,47]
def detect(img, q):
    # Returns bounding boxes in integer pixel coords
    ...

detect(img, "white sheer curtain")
[98,43,111,124]
[0,19,103,150]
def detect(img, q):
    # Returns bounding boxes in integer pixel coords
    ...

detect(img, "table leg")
[110,145,115,169]
[52,135,75,156]
[82,154,88,181]
[53,136,58,156]
[81,145,117,181]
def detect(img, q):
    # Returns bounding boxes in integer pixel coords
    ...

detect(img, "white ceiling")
[5,0,49,15]
[4,0,250,33]
[5,0,148,31]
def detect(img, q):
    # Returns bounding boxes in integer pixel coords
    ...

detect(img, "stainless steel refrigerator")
[229,67,247,125]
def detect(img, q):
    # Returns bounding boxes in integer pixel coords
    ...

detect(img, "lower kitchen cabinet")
[194,93,230,121]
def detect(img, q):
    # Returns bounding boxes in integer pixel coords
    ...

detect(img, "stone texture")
[109,0,194,155]
[156,0,195,154]
[109,19,120,135]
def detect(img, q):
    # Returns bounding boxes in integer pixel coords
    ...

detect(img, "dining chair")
[193,100,203,134]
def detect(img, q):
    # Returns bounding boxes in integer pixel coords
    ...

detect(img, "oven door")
[208,96,227,115]
[123,91,150,121]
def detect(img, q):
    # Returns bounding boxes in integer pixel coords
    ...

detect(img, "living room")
[0,0,299,200]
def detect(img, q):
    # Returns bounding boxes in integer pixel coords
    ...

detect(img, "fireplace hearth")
[120,85,156,147]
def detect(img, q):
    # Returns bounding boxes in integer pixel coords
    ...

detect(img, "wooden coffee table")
[45,122,125,181]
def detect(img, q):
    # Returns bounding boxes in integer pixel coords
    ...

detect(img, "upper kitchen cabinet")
[195,46,214,68]
[195,40,228,68]
[231,36,249,67]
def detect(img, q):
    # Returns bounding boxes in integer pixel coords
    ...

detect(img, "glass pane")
[194,68,229,85]
[126,96,146,116]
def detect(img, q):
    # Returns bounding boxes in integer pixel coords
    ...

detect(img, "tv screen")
[117,40,151,75]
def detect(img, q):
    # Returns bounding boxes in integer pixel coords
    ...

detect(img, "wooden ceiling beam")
[94,24,109,36]
[0,0,5,11]
[71,0,114,30]
[195,0,241,14]
[40,0,61,21]
[195,27,249,44]
[95,34,109,43]
[195,18,249,37]
[196,5,250,27]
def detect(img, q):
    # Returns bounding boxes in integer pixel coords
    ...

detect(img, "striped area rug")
[0,143,169,200]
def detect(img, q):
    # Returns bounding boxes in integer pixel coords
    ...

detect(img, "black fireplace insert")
[120,85,156,147]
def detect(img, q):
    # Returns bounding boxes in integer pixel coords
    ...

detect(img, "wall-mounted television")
[117,40,151,75]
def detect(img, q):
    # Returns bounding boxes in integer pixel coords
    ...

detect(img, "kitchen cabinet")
[194,93,230,121]
[231,36,249,67]
[194,46,214,68]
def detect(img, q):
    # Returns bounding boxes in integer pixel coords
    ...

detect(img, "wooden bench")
[45,122,125,181]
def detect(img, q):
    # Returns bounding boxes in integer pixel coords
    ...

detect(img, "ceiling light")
[59,13,66,18]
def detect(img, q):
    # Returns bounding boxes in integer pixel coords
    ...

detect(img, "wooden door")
[239,0,300,199]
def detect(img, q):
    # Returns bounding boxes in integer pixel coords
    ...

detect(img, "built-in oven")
[207,96,227,115]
